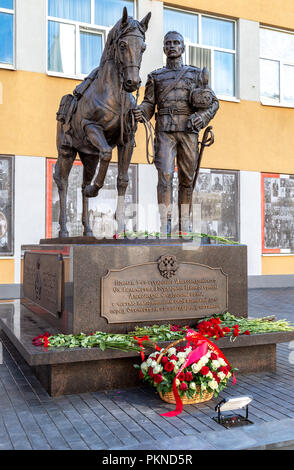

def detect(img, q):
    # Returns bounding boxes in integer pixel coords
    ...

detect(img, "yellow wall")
[0,260,14,283]
[1,70,294,175]
[262,256,294,275]
[164,0,294,31]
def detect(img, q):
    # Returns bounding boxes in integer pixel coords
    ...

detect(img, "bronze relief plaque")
[23,252,63,317]
[101,255,228,323]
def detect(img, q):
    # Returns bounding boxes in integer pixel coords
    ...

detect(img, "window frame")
[260,26,294,108]
[0,0,15,70]
[46,0,136,79]
[163,5,238,100]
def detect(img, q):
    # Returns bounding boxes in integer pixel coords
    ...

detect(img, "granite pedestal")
[21,239,248,335]
[0,239,287,396]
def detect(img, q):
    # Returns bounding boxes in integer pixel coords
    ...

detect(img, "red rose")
[218,366,228,376]
[200,366,210,376]
[178,372,186,381]
[161,356,169,365]
[179,382,188,391]
[185,371,193,382]
[223,327,231,333]
[169,354,179,361]
[153,374,163,384]
[164,362,175,372]
[148,367,154,378]
[233,329,239,337]
[210,353,218,360]
[244,330,250,335]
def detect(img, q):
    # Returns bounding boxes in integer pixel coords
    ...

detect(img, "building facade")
[1,0,294,297]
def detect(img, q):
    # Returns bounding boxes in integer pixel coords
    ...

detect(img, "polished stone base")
[21,240,248,335]
[1,301,292,396]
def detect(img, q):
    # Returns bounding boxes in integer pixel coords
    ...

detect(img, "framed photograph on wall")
[262,173,294,253]
[46,159,138,238]
[0,155,14,255]
[172,168,240,242]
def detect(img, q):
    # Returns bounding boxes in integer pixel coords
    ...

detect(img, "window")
[260,27,294,106]
[164,7,236,98]
[47,0,134,77]
[0,0,14,67]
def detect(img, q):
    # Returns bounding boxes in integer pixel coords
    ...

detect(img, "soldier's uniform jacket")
[140,64,219,133]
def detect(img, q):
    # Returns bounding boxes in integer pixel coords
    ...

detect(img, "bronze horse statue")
[54,7,151,237]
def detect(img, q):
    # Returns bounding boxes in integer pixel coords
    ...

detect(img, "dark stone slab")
[21,241,248,335]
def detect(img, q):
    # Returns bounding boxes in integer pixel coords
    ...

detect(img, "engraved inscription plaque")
[101,257,228,324]
[23,252,63,317]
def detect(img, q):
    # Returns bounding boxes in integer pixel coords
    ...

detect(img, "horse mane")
[100,16,145,67]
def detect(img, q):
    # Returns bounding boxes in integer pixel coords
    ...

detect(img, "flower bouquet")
[135,333,236,416]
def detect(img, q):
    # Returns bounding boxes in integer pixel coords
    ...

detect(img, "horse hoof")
[84,184,99,198]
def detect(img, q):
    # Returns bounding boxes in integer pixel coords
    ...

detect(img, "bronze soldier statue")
[134,31,219,233]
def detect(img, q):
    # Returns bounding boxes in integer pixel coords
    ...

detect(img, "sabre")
[192,125,215,192]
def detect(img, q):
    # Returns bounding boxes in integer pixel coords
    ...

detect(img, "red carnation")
[218,366,228,376]
[170,324,181,332]
[233,329,240,337]
[185,371,193,382]
[223,327,231,333]
[153,374,163,384]
[139,370,144,380]
[178,372,186,381]
[244,330,250,335]
[200,366,210,376]
[210,353,218,360]
[164,362,175,372]
[161,356,169,365]
[179,382,188,391]
[148,367,154,378]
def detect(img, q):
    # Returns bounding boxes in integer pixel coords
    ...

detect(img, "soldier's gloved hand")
[132,107,144,123]
[190,113,204,131]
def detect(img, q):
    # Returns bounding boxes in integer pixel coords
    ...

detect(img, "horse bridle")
[113,31,145,144]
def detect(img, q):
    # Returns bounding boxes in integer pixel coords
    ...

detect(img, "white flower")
[227,372,232,379]
[178,356,186,365]
[177,352,187,359]
[207,371,213,379]
[174,365,179,373]
[191,363,201,374]
[218,358,227,366]
[201,356,209,365]
[168,347,177,356]
[146,358,153,366]
[186,346,192,353]
[153,365,162,375]
[189,382,196,390]
[217,371,226,381]
[151,360,158,368]
[170,359,177,365]
[201,383,207,391]
[176,379,180,386]
[208,380,219,390]
[141,362,148,372]
[206,350,212,358]
[211,360,220,370]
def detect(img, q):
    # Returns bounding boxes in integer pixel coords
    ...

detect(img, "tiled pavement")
[0,288,294,450]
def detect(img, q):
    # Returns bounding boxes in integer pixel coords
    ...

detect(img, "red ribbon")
[133,335,161,360]
[160,329,236,418]
[133,336,151,361]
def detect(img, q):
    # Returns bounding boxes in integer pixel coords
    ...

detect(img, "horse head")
[101,7,151,93]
